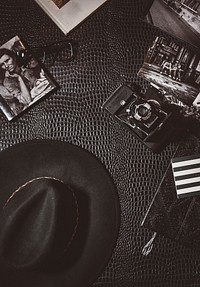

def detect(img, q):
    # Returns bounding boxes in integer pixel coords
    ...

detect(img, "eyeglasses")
[16,39,77,67]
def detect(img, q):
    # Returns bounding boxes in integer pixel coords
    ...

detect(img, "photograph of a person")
[145,0,200,48]
[0,36,57,121]
[138,36,200,106]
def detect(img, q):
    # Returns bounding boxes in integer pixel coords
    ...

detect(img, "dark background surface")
[0,0,200,286]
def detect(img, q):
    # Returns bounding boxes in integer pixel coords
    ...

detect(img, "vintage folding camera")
[103,84,179,152]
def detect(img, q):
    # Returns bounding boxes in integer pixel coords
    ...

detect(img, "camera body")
[103,84,179,152]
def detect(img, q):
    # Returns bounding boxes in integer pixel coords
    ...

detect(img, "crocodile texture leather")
[0,0,200,286]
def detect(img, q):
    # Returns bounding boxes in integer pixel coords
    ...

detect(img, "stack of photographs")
[146,0,200,48]
[138,0,200,121]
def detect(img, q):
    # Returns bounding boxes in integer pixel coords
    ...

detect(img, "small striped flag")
[171,154,200,198]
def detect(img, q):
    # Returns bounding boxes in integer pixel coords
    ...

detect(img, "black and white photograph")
[0,36,57,121]
[138,36,200,106]
[145,0,200,48]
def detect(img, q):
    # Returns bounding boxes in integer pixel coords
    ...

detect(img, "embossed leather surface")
[0,0,200,286]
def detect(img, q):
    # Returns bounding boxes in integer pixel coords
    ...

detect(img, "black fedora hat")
[0,140,120,287]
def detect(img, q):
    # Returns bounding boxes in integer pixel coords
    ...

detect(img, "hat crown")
[0,177,78,270]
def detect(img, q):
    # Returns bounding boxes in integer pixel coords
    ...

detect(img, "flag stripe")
[172,154,200,197]
[173,167,200,177]
[176,185,200,195]
[173,163,200,172]
[175,172,200,181]
[176,176,200,186]
[176,181,200,190]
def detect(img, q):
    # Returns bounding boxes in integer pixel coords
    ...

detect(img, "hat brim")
[0,140,120,287]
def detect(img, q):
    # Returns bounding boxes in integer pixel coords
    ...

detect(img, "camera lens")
[137,105,149,117]
[133,103,152,121]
